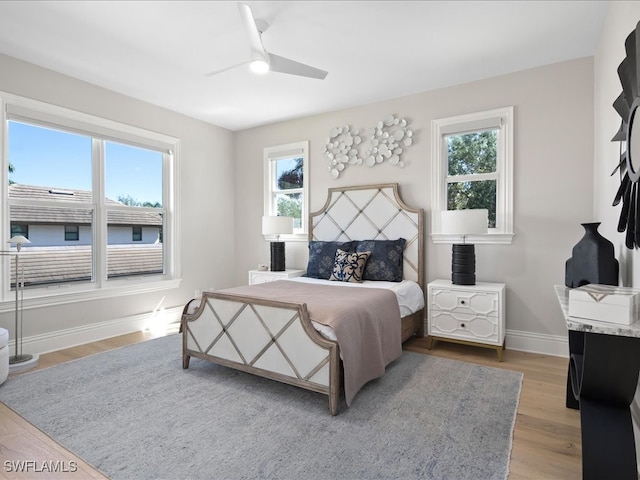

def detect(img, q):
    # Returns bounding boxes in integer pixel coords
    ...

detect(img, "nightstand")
[248,269,305,285]
[426,279,506,361]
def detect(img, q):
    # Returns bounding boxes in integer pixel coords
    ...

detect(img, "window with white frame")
[64,225,79,242]
[1,92,180,304]
[431,107,514,244]
[263,141,309,238]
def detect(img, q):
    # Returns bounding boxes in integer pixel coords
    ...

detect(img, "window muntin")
[132,226,142,242]
[431,107,513,243]
[263,141,309,237]
[2,93,179,302]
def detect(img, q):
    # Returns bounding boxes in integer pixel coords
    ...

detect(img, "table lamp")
[262,216,293,271]
[441,209,488,285]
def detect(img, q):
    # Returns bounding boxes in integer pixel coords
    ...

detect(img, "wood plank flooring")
[0,332,581,479]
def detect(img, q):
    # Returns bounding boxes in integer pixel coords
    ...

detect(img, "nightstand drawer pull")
[460,323,466,328]
[460,300,466,305]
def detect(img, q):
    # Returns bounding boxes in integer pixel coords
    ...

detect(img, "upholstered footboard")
[181,291,341,415]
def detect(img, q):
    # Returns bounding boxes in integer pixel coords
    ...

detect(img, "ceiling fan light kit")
[250,59,270,74]
[207,3,328,80]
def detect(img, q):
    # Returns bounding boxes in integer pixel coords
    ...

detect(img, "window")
[263,141,309,239]
[64,225,79,241]
[1,92,180,304]
[431,107,514,244]
[10,223,28,239]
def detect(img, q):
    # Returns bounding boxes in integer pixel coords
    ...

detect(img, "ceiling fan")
[205,3,328,80]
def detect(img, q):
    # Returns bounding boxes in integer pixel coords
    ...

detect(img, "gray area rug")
[0,334,522,480]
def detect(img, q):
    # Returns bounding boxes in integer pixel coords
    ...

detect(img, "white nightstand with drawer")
[248,269,305,285]
[426,279,506,361]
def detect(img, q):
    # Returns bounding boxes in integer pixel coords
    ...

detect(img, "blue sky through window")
[9,121,162,205]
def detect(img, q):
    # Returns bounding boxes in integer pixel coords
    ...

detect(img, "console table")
[555,285,640,480]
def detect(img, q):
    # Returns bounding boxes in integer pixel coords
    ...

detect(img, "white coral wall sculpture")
[322,114,414,178]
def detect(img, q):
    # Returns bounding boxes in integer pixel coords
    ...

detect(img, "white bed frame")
[181,183,424,415]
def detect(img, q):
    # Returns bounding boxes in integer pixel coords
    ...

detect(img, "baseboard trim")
[16,314,568,359]
[423,320,569,358]
[9,306,184,356]
[505,329,569,357]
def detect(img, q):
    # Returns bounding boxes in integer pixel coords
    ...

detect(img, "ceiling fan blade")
[269,53,328,80]
[238,3,267,60]
[204,60,250,77]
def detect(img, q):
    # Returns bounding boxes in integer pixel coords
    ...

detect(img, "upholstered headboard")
[309,183,424,291]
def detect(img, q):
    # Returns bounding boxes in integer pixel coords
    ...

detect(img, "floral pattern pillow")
[305,241,356,279]
[355,238,406,282]
[329,249,371,283]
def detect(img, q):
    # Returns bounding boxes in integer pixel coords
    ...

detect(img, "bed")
[181,183,424,415]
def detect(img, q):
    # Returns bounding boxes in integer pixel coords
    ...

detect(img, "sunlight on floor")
[141,296,181,337]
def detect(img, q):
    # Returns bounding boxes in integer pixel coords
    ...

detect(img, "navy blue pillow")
[305,241,356,279]
[355,238,406,282]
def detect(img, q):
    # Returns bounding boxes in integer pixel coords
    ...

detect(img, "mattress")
[287,277,425,341]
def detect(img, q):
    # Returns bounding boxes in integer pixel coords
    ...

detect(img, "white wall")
[0,53,236,345]
[235,58,595,354]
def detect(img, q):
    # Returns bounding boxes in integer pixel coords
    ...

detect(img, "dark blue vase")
[565,222,619,288]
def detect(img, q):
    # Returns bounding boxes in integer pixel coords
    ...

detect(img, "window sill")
[431,232,514,245]
[262,233,308,243]
[0,277,182,314]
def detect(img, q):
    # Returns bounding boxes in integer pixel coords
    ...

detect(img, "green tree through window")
[276,157,303,229]
[446,130,497,228]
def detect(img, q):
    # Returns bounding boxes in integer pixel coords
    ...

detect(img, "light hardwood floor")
[0,331,581,480]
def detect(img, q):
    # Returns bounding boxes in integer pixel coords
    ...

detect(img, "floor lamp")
[262,216,293,271]
[3,235,38,374]
[440,209,488,285]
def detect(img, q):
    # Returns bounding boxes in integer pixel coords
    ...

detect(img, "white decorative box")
[568,284,640,325]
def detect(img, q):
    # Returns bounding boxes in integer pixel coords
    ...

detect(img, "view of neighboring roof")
[11,244,164,286]
[9,184,162,226]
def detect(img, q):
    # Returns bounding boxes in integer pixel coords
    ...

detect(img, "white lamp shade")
[262,216,293,236]
[7,235,30,245]
[441,209,488,235]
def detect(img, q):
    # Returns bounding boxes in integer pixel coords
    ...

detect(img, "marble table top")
[555,285,640,338]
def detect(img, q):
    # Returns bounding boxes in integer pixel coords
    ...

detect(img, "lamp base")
[9,353,39,374]
[270,241,286,272]
[451,244,476,285]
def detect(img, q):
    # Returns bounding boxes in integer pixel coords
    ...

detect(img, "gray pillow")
[355,238,406,281]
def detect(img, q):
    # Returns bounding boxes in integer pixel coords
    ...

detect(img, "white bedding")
[287,277,425,341]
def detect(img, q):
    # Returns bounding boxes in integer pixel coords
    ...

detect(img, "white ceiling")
[0,1,609,131]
